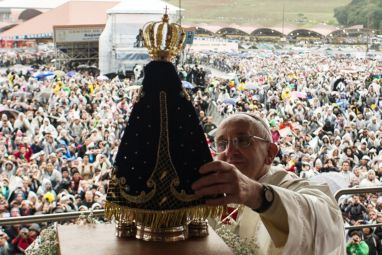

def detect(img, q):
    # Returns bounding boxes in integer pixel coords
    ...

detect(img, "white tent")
[99,0,181,75]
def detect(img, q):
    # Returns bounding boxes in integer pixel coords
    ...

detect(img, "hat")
[362,155,371,161]
[30,151,45,160]
[29,223,41,233]
[56,148,66,153]
[78,205,88,211]
[4,161,14,167]
[348,230,363,238]
[91,203,102,210]
[20,227,29,234]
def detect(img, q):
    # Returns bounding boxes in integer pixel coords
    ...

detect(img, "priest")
[192,112,346,254]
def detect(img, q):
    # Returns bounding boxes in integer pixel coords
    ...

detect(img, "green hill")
[166,0,351,27]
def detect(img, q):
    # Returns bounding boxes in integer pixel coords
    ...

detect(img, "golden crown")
[143,12,186,61]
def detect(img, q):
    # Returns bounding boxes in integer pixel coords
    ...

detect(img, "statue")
[105,11,223,241]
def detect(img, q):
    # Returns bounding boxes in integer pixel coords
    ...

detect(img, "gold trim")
[166,23,173,50]
[156,23,164,51]
[120,188,156,204]
[170,177,199,202]
[105,201,225,230]
[169,25,178,50]
[148,23,155,50]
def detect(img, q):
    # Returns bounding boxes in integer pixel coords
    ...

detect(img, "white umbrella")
[97,75,109,81]
[126,85,142,91]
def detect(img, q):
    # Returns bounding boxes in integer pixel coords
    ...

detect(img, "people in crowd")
[0,45,382,252]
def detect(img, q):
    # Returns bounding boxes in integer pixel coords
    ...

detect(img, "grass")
[166,0,351,27]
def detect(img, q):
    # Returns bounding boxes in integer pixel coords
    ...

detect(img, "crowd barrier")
[335,186,382,231]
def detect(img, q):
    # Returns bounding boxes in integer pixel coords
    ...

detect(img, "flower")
[215,224,257,255]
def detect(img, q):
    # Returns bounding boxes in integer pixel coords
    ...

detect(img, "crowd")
[0,50,146,253]
[186,48,382,254]
[0,45,381,253]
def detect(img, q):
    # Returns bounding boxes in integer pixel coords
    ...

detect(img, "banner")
[54,25,105,43]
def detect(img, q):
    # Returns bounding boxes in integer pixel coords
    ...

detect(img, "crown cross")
[164,6,169,14]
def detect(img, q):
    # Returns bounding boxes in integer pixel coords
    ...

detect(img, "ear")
[265,143,279,165]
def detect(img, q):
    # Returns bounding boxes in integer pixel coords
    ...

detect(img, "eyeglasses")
[213,135,271,153]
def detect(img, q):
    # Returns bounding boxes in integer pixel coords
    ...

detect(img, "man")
[339,160,355,184]
[192,112,345,254]
[42,160,62,191]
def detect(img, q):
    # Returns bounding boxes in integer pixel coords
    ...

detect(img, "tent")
[99,0,181,75]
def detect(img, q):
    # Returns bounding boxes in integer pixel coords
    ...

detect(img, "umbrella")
[77,64,90,69]
[211,80,219,86]
[244,83,257,90]
[0,106,21,119]
[126,85,142,91]
[105,73,118,80]
[32,71,55,80]
[290,91,307,99]
[66,71,76,77]
[97,75,109,81]
[182,81,194,89]
[223,98,236,105]
[54,70,65,77]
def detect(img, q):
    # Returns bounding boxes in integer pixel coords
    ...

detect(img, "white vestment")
[215,168,346,255]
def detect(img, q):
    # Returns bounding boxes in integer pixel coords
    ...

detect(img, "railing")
[334,186,382,231]
[0,209,105,226]
[1,187,382,229]
[334,186,382,201]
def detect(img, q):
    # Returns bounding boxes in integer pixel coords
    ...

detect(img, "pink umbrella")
[0,106,21,118]
[291,91,307,99]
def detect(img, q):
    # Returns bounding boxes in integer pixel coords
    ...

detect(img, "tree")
[334,6,348,25]
[334,0,382,31]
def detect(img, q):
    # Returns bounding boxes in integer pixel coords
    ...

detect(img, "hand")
[192,160,263,209]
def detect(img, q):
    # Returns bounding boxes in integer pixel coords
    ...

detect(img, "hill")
[166,0,351,27]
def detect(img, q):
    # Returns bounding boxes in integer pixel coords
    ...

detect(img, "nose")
[225,140,239,155]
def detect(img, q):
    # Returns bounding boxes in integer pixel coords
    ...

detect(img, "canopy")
[107,0,180,14]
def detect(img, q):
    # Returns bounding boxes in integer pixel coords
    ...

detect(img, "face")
[342,162,350,171]
[215,115,276,180]
[85,190,93,202]
[369,210,377,220]
[47,163,53,173]
[368,172,376,181]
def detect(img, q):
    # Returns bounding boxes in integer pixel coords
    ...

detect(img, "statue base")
[57,224,234,255]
